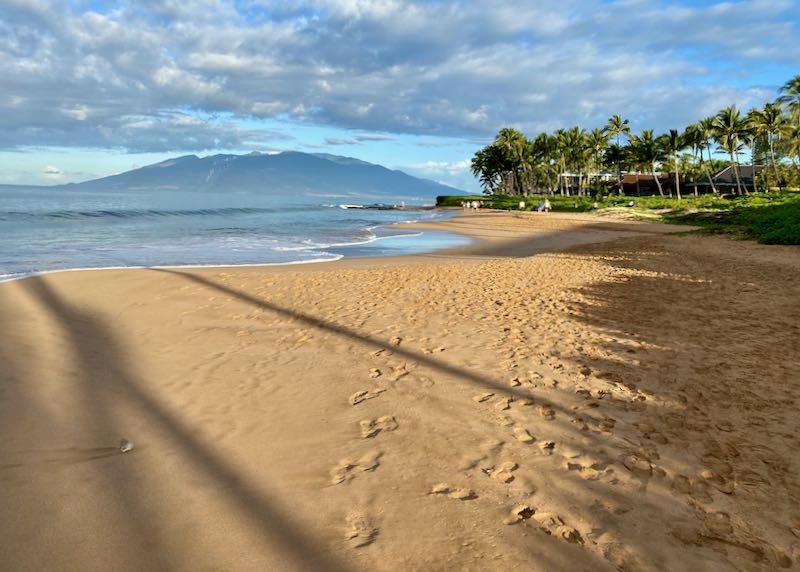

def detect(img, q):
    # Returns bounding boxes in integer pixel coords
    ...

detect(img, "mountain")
[47,152,465,201]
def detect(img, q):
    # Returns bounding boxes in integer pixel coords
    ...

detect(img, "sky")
[1,0,798,191]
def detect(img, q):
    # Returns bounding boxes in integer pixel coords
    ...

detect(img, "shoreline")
[0,203,461,285]
[1,211,798,571]
[0,209,691,284]
[0,211,458,284]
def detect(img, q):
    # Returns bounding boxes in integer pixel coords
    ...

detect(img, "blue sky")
[1,0,798,191]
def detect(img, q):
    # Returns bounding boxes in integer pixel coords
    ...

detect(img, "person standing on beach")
[544,198,551,213]
[536,200,543,212]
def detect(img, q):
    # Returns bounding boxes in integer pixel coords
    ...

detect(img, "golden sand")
[1,211,799,571]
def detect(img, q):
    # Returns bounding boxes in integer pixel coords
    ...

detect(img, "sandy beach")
[1,210,799,571]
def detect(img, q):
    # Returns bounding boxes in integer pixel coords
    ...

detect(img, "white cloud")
[42,165,63,179]
[0,0,797,155]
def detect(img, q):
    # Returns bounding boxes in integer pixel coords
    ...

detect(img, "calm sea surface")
[0,188,469,282]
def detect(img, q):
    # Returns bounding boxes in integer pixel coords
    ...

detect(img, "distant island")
[0,152,465,202]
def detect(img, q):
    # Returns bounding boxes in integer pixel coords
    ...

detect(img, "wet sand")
[1,210,799,571]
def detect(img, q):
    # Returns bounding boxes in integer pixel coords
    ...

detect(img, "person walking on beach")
[536,200,543,213]
[544,198,551,213]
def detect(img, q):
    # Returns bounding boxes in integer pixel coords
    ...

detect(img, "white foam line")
[274,228,422,251]
[0,255,345,284]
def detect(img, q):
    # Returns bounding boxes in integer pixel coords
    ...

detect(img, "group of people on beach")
[518,199,551,213]
[461,200,482,210]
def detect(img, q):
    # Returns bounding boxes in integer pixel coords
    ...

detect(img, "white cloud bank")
[0,0,797,154]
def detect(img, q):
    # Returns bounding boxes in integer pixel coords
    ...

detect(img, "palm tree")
[605,115,631,194]
[494,128,529,196]
[565,127,590,195]
[785,124,800,166]
[698,117,720,194]
[777,74,800,123]
[659,128,687,199]
[554,129,569,195]
[603,143,626,193]
[748,102,787,190]
[471,146,502,194]
[530,132,559,194]
[587,128,609,185]
[713,106,748,195]
[632,129,665,196]
[684,123,715,196]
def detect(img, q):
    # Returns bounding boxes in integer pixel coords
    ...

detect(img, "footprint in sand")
[537,404,555,420]
[369,368,382,378]
[495,397,513,411]
[388,363,412,381]
[532,512,584,544]
[622,454,653,476]
[513,428,535,444]
[330,451,383,485]
[700,469,734,494]
[457,440,505,471]
[423,346,446,354]
[489,461,518,482]
[345,512,378,547]
[671,474,692,494]
[538,441,556,456]
[371,348,393,358]
[359,416,399,438]
[349,389,386,406]
[430,483,477,500]
[704,511,733,535]
[472,392,494,403]
[503,504,535,525]
[389,336,402,347]
[598,416,616,432]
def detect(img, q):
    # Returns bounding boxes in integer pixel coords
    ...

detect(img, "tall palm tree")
[531,132,559,194]
[777,74,800,123]
[684,123,714,196]
[605,115,631,194]
[632,129,665,196]
[603,143,626,193]
[698,117,720,194]
[565,127,589,195]
[713,106,748,195]
[494,128,528,196]
[785,124,800,166]
[748,102,787,190]
[471,146,502,194]
[587,128,609,185]
[659,128,687,199]
[554,129,569,195]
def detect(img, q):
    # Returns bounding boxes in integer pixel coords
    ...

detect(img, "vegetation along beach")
[1,1,800,571]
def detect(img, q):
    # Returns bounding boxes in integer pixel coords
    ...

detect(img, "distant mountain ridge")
[31,151,464,201]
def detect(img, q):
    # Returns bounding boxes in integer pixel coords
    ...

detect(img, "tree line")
[471,75,800,199]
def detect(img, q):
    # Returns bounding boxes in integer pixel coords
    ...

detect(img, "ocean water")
[0,188,469,282]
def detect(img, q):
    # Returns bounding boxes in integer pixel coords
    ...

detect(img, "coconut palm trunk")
[731,153,743,195]
[652,164,664,196]
[769,138,780,190]
[704,147,718,194]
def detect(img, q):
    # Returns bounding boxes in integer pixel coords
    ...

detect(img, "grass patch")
[437,192,800,245]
